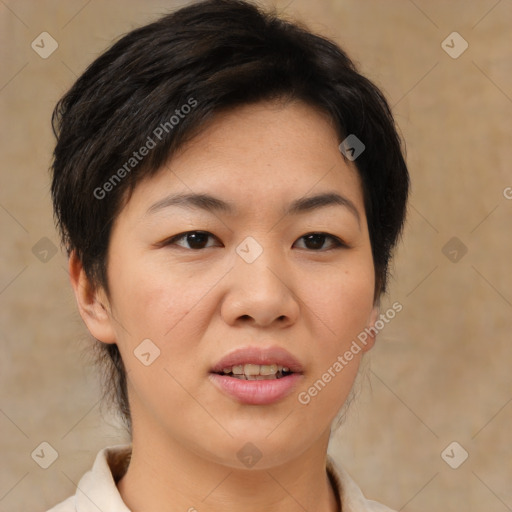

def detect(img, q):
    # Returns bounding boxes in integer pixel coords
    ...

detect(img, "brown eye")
[166,231,220,250]
[294,233,345,251]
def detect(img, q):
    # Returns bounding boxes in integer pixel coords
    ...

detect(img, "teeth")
[221,364,288,377]
[232,365,244,375]
[233,374,277,380]
[246,374,278,380]
[244,364,261,376]
[260,364,278,375]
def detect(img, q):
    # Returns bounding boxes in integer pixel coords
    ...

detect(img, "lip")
[209,345,304,405]
[210,346,304,374]
[209,373,303,405]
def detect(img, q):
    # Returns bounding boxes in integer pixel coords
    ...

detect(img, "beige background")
[1,0,511,511]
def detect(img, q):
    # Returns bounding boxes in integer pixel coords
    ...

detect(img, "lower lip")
[209,373,303,405]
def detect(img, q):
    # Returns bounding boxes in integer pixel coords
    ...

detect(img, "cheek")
[293,271,373,422]
[299,262,375,345]
[108,263,211,407]
[108,257,215,343]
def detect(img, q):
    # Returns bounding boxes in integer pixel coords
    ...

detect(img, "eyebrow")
[146,192,361,225]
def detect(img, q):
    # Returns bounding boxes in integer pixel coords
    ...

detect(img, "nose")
[220,246,300,329]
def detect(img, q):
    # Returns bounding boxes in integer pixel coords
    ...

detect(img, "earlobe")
[361,304,380,352]
[68,251,117,344]
[368,305,380,327]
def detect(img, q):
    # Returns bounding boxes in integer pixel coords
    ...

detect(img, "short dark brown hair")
[51,0,409,431]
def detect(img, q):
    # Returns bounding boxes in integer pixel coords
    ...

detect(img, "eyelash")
[162,230,348,252]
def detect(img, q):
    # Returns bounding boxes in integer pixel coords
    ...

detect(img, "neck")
[117,425,339,512]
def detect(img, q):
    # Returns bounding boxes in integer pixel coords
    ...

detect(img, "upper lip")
[211,346,304,373]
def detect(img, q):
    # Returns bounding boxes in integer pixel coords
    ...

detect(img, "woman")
[48,0,409,510]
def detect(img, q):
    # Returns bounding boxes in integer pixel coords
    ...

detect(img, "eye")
[161,231,346,251]
[293,232,347,251]
[163,231,221,250]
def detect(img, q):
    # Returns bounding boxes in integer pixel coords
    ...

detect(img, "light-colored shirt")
[47,445,396,512]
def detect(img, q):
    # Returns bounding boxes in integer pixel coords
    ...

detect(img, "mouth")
[209,346,304,405]
[213,364,295,380]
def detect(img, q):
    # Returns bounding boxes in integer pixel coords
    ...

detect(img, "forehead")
[121,100,364,220]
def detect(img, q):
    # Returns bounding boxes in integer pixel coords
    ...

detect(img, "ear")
[68,251,117,344]
[361,303,380,353]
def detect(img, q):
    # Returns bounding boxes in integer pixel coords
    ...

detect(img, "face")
[78,100,378,469]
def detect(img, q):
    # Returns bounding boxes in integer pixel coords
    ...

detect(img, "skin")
[70,100,379,512]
